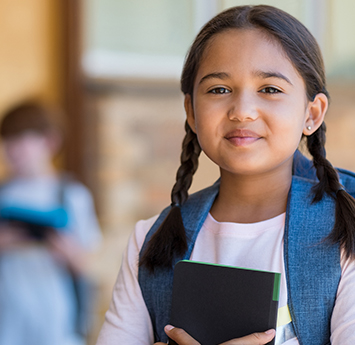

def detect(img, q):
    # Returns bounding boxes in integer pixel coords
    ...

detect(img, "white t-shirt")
[97,212,355,345]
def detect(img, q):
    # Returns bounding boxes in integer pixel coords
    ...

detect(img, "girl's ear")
[184,94,196,133]
[304,93,328,135]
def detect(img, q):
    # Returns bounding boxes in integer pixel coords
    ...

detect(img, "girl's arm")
[330,252,355,343]
[155,325,275,345]
[96,216,157,345]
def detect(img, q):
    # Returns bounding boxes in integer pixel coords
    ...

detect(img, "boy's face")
[2,131,54,177]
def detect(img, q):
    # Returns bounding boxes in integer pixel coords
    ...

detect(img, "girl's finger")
[164,325,200,345]
[220,329,276,345]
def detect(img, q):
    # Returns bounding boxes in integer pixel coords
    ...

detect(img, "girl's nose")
[227,92,258,122]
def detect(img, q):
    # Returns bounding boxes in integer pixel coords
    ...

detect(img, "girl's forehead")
[195,28,302,84]
[202,28,286,65]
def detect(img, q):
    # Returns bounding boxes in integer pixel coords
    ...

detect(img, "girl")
[97,5,355,345]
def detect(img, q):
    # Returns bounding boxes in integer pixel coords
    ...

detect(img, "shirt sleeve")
[96,216,158,345]
[330,252,355,344]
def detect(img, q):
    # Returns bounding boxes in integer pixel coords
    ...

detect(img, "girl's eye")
[209,87,231,94]
[260,87,282,94]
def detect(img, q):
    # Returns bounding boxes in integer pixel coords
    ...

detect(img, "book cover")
[169,260,281,345]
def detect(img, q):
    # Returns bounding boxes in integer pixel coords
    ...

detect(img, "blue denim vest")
[138,154,355,344]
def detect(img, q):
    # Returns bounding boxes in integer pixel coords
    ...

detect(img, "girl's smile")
[224,128,261,147]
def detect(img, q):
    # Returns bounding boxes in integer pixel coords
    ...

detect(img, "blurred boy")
[0,102,101,345]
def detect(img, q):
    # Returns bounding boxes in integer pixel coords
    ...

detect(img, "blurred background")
[1,0,355,343]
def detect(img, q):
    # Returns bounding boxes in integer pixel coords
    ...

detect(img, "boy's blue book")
[0,206,69,239]
[0,206,69,228]
[169,260,281,345]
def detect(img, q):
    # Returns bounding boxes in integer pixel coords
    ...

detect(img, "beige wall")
[328,0,355,74]
[0,0,65,177]
[0,0,64,114]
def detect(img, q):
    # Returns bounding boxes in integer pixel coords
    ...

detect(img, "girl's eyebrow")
[254,70,293,85]
[198,70,293,86]
[198,72,230,85]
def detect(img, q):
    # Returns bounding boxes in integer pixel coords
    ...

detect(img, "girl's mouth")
[225,129,261,147]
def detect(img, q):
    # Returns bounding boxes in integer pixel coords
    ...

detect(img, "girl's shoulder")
[131,215,160,253]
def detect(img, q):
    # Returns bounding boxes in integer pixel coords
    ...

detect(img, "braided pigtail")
[307,123,355,260]
[140,121,201,271]
[307,123,339,201]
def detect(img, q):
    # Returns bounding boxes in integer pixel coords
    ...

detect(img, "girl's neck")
[210,167,292,223]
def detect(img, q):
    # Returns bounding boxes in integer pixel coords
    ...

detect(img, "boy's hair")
[140,5,355,271]
[0,102,61,139]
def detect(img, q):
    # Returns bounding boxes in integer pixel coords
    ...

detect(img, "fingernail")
[265,329,275,334]
[165,325,175,332]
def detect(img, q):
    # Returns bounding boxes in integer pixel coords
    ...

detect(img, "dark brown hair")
[0,102,62,139]
[140,5,355,271]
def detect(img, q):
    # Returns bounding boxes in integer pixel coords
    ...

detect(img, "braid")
[307,123,355,260]
[139,122,201,271]
[171,121,202,206]
[307,123,340,202]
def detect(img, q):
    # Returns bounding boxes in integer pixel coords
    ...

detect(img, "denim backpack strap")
[285,176,341,345]
[138,182,220,342]
[292,149,318,181]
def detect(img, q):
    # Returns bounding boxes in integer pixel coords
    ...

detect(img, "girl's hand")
[154,325,275,345]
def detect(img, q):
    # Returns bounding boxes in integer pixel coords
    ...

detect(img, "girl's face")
[185,28,327,179]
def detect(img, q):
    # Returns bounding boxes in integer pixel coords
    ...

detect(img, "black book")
[169,260,281,345]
